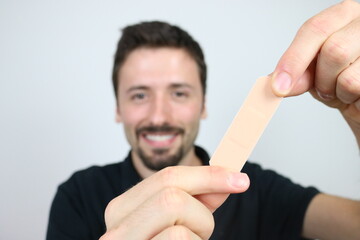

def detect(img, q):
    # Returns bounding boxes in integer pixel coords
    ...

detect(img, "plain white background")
[1,0,359,239]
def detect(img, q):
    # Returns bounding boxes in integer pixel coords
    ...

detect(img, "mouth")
[137,125,184,149]
[141,132,178,148]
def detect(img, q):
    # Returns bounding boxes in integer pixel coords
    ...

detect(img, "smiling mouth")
[137,125,184,148]
[140,131,181,148]
[145,134,176,142]
[141,132,179,146]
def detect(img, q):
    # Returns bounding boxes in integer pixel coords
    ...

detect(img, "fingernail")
[315,88,334,101]
[273,72,292,94]
[229,172,248,188]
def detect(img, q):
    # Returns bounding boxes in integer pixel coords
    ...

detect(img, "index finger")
[137,165,249,198]
[271,0,360,97]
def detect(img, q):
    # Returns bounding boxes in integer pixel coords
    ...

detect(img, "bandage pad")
[209,76,282,171]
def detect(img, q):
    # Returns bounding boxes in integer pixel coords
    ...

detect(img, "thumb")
[271,58,316,97]
[270,1,358,97]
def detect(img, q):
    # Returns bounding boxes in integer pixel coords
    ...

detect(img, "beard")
[134,124,187,171]
[136,146,185,171]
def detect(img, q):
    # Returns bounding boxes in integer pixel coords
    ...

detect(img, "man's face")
[116,47,206,171]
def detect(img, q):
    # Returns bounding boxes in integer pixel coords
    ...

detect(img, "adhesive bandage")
[209,76,283,172]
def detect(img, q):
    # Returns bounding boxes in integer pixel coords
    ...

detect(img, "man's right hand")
[99,166,249,240]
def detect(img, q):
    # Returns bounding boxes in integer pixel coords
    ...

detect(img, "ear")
[115,107,122,123]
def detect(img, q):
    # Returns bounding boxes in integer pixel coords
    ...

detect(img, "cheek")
[121,107,145,144]
[174,103,203,123]
[120,106,147,127]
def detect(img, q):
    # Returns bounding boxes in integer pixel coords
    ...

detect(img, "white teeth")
[145,134,174,142]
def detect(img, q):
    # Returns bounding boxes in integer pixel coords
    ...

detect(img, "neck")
[132,146,202,179]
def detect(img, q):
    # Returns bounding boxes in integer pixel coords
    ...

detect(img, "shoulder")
[65,162,121,184]
[47,162,125,239]
[243,161,295,184]
[58,161,127,199]
[242,161,319,198]
[242,161,278,180]
[69,162,121,183]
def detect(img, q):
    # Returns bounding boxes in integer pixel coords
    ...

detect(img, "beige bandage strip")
[209,76,282,172]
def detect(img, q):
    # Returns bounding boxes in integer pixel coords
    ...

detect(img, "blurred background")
[1,0,359,239]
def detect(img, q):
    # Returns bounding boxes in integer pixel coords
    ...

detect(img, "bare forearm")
[342,111,360,149]
[303,194,360,240]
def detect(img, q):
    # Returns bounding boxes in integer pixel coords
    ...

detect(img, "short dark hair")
[112,21,207,99]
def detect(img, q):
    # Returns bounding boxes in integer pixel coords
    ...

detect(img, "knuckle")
[322,38,352,65]
[158,187,187,212]
[159,166,180,187]
[168,226,192,240]
[199,214,215,240]
[202,214,215,235]
[99,230,119,240]
[338,70,360,94]
[104,199,116,223]
[99,233,109,240]
[103,195,124,230]
[341,0,359,9]
[301,16,330,37]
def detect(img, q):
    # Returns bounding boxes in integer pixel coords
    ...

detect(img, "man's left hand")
[271,0,360,146]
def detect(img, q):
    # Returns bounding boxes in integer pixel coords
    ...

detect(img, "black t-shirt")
[47,146,319,240]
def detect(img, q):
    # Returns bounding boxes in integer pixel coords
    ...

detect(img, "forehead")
[118,47,201,90]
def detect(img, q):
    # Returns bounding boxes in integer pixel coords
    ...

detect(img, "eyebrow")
[169,83,194,89]
[126,86,149,94]
[126,83,194,93]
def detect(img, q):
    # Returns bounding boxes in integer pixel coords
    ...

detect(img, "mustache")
[136,124,185,136]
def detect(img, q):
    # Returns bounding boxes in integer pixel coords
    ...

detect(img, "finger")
[282,58,316,97]
[105,166,249,228]
[111,187,214,239]
[316,17,360,100]
[336,57,360,104]
[151,225,202,240]
[271,0,360,96]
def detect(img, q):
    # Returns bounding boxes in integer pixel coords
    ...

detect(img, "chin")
[138,148,184,171]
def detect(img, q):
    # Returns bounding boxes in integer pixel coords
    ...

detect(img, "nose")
[148,94,171,125]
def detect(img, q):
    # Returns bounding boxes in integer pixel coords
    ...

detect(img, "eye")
[173,91,188,98]
[131,92,147,102]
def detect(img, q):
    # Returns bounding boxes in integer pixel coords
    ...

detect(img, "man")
[47,1,360,239]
